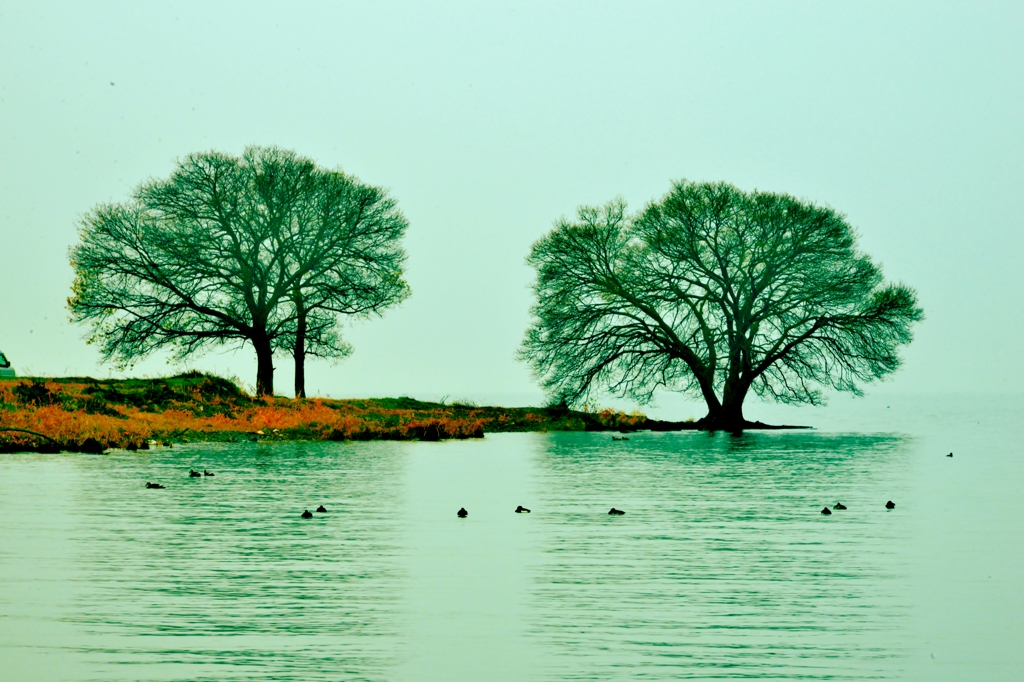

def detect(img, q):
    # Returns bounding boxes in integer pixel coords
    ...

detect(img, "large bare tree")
[520,181,922,431]
[69,146,409,396]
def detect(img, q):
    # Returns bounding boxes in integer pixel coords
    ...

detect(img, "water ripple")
[0,431,925,680]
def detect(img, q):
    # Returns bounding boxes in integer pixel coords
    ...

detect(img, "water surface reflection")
[1,432,918,681]
[72,442,407,681]
[527,431,914,679]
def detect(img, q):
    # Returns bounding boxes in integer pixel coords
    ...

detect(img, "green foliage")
[193,375,245,401]
[11,379,123,417]
[369,396,447,411]
[68,146,409,395]
[106,377,243,413]
[13,380,62,407]
[521,181,923,428]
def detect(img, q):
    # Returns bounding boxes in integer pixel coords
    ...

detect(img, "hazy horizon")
[2,1,1022,419]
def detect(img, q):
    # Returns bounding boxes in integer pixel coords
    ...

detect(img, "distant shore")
[0,373,702,454]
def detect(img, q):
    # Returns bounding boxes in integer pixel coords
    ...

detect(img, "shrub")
[13,380,63,407]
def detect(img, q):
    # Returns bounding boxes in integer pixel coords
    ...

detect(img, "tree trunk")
[693,370,724,429]
[713,398,747,432]
[293,292,306,399]
[697,372,721,417]
[699,377,750,432]
[253,331,275,397]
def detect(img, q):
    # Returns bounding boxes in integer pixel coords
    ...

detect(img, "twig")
[0,427,62,445]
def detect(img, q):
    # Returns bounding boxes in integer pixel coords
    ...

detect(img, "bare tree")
[520,181,923,431]
[69,147,408,396]
[281,171,409,397]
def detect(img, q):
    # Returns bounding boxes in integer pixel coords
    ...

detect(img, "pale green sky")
[1,1,1021,416]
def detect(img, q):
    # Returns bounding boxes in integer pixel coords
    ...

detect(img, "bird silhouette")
[316,505,327,513]
[515,505,531,513]
[457,507,468,518]
[301,509,313,519]
[821,506,832,515]
[885,501,896,510]
[145,482,165,489]
[608,508,626,515]
[833,502,847,510]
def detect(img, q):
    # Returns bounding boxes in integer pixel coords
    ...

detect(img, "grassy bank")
[0,372,693,453]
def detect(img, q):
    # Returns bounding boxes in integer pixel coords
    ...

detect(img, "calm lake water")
[1,394,1022,681]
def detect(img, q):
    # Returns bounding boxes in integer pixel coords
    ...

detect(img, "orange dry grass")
[120,400,347,435]
[0,405,150,447]
[0,399,485,450]
[595,408,647,429]
[0,376,624,451]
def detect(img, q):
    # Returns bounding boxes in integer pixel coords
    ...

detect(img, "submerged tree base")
[696,418,812,432]
[646,418,811,433]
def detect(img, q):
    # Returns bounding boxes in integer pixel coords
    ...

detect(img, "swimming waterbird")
[189,469,201,477]
[515,505,531,513]
[301,509,313,519]
[821,506,832,515]
[833,502,847,510]
[885,501,896,509]
[145,482,165,489]
[457,507,468,518]
[316,505,327,513]
[203,470,214,476]
[608,508,626,515]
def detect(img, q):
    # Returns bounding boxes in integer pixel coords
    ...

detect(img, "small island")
[0,372,698,453]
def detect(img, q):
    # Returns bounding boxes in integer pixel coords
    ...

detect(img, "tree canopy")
[520,181,923,430]
[69,146,409,396]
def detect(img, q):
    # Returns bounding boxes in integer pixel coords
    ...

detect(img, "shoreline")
[0,374,808,454]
